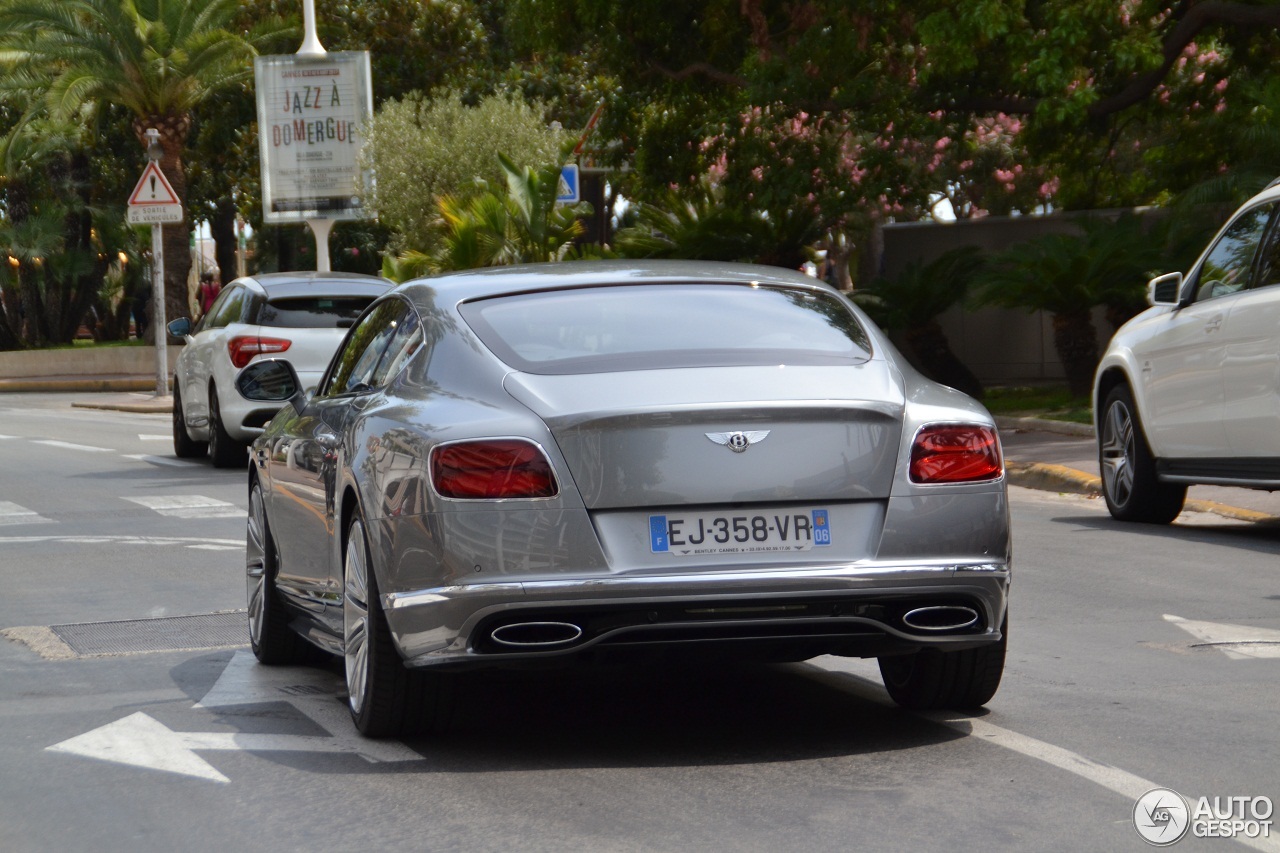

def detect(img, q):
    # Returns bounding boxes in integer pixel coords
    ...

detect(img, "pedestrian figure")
[131,283,150,338]
[198,270,221,317]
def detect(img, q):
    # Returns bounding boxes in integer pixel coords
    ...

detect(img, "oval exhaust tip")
[901,606,980,632]
[491,621,583,648]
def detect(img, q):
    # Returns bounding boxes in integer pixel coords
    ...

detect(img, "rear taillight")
[431,439,558,499]
[228,336,292,369]
[909,424,1003,484]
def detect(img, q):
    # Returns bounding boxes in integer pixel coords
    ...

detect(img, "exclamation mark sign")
[150,176,156,199]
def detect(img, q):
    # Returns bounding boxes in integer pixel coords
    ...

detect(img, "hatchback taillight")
[909,424,1003,484]
[228,336,292,369]
[431,439,558,499]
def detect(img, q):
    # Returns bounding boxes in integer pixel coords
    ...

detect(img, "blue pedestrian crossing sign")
[556,164,580,204]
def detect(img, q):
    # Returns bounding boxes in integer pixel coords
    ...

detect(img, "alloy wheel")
[344,520,371,716]
[245,485,268,648]
[1100,399,1136,507]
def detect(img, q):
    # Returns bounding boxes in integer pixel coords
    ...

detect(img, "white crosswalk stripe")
[124,496,244,519]
[0,501,54,526]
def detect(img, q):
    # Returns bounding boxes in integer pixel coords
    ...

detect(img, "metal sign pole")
[150,222,167,397]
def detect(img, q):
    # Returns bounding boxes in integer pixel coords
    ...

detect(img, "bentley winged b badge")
[705,430,771,453]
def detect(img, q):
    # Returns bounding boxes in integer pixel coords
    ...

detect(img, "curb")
[1005,461,1278,524]
[71,395,172,414]
[995,415,1095,437]
[0,377,159,393]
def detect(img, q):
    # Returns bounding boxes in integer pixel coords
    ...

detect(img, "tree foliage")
[364,91,570,254]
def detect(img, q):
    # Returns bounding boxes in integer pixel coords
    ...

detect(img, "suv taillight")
[909,424,1003,484]
[431,440,558,499]
[228,336,292,369]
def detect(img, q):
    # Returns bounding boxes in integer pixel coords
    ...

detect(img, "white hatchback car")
[1094,179,1280,522]
[169,271,393,467]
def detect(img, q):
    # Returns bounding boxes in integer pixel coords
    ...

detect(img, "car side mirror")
[1147,272,1183,306]
[236,358,308,412]
[167,317,192,337]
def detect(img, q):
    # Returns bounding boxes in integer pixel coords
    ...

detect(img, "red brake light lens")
[228,336,292,369]
[431,440,558,499]
[909,424,1003,484]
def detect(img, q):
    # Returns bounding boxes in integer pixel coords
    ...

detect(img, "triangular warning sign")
[128,162,181,206]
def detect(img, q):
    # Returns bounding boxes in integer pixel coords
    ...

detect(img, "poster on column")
[254,51,373,223]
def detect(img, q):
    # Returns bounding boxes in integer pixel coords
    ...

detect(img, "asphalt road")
[1,392,1277,852]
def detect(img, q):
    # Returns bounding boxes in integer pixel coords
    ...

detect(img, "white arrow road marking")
[125,495,244,519]
[196,650,421,765]
[46,711,407,784]
[0,501,53,526]
[48,713,231,783]
[1164,614,1280,659]
[32,440,114,453]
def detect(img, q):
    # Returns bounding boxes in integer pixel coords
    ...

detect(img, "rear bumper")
[382,560,1010,668]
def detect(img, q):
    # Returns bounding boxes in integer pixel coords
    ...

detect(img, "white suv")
[1094,179,1280,522]
[169,271,393,467]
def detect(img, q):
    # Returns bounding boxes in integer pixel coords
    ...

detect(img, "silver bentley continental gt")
[239,260,1011,737]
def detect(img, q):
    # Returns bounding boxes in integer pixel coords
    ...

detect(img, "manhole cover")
[50,611,248,656]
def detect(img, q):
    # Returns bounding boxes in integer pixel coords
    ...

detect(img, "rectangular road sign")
[556,164,580,204]
[127,204,184,225]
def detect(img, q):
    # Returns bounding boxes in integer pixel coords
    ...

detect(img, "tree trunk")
[1051,310,1098,399]
[904,319,985,400]
[211,199,238,285]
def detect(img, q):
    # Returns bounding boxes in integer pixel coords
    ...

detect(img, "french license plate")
[649,509,832,555]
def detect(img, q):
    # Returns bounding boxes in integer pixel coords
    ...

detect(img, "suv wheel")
[1098,385,1186,524]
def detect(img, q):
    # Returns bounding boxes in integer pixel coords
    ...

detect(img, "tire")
[172,386,207,459]
[878,616,1007,711]
[246,479,314,664]
[208,385,247,469]
[1098,385,1186,524]
[344,512,450,738]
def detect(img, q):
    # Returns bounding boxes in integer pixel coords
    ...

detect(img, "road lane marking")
[0,501,53,526]
[32,440,113,453]
[138,434,170,441]
[1164,614,1280,659]
[0,534,241,549]
[124,496,243,519]
[814,663,1280,852]
[122,454,203,467]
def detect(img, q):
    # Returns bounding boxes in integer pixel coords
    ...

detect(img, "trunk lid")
[504,363,904,509]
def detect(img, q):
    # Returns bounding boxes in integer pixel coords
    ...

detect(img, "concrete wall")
[0,345,183,380]
[872,211,1130,386]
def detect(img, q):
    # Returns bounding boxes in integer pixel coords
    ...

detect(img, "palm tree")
[976,215,1164,399]
[0,0,289,331]
[853,247,987,399]
[426,154,593,272]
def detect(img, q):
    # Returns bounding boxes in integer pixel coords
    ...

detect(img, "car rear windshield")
[254,296,375,329]
[459,283,872,374]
